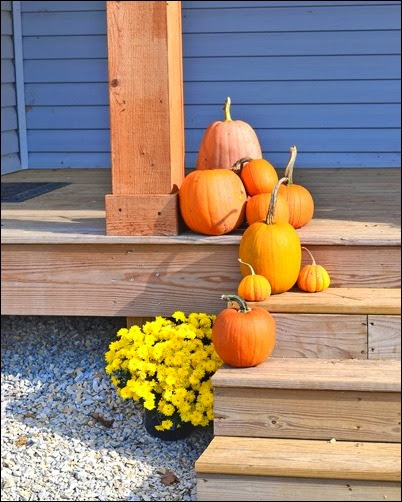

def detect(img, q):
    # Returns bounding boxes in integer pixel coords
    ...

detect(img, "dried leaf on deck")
[161,469,179,485]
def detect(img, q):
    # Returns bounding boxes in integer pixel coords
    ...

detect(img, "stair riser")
[214,388,401,442]
[197,474,401,501]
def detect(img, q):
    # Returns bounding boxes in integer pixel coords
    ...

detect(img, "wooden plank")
[1,106,17,132]
[21,11,106,36]
[187,2,402,8]
[28,153,110,168]
[24,59,107,83]
[21,1,105,11]
[212,359,401,392]
[26,107,109,130]
[196,474,402,501]
[1,34,13,59]
[25,83,108,106]
[249,288,401,315]
[272,314,368,359]
[1,130,19,155]
[368,315,401,359]
[1,83,16,107]
[195,437,402,482]
[1,153,21,175]
[213,388,401,442]
[1,59,15,83]
[126,317,153,328]
[23,35,107,59]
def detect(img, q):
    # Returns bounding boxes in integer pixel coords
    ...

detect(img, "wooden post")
[105,1,185,235]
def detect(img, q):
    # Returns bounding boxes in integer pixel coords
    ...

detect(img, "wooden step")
[212,359,401,442]
[196,437,401,501]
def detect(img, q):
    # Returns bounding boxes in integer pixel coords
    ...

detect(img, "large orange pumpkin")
[212,294,276,367]
[278,146,314,229]
[179,169,247,235]
[239,177,301,294]
[196,97,262,170]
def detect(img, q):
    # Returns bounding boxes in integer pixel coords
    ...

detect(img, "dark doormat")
[1,182,71,202]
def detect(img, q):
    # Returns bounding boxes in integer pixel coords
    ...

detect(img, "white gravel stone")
[1,316,213,501]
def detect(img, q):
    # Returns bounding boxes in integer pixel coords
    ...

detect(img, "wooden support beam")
[105,1,184,235]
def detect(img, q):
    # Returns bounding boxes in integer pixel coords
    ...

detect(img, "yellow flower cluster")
[105,311,223,431]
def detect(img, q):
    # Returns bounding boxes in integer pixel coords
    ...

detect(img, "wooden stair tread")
[195,437,401,482]
[246,288,401,315]
[212,358,401,392]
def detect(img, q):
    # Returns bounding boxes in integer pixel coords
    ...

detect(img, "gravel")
[1,315,214,501]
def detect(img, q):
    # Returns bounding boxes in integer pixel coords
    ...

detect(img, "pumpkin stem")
[221,294,251,313]
[223,97,232,122]
[284,145,297,185]
[232,157,252,172]
[266,177,289,225]
[238,258,256,275]
[302,246,316,266]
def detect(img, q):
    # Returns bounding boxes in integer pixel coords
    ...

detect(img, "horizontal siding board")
[183,31,401,57]
[1,1,12,11]
[184,80,402,105]
[1,8,12,34]
[1,59,15,83]
[1,106,18,131]
[27,129,110,152]
[26,106,109,129]
[1,34,13,59]
[25,83,108,105]
[184,2,402,7]
[1,130,19,155]
[21,1,106,12]
[185,151,401,168]
[1,83,16,106]
[28,152,110,168]
[21,11,106,36]
[182,5,402,32]
[23,35,107,59]
[24,59,107,83]
[184,55,401,81]
[1,153,21,174]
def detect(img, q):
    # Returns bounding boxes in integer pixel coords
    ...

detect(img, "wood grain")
[195,436,402,482]
[196,474,402,501]
[368,315,401,360]
[213,387,401,442]
[212,358,401,392]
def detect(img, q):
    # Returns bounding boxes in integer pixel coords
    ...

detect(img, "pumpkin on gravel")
[196,97,262,170]
[179,169,247,235]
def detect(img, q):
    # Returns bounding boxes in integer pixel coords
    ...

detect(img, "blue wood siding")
[21,0,401,169]
[1,1,20,174]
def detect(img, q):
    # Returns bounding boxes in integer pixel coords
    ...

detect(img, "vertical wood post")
[105,1,185,235]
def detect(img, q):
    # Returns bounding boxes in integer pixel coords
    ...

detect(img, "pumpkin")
[196,97,262,170]
[179,169,247,235]
[237,258,271,301]
[239,177,301,294]
[278,145,314,229]
[297,247,331,293]
[233,157,278,196]
[246,192,289,226]
[212,294,276,367]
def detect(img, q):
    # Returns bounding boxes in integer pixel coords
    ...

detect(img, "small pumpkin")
[297,247,331,293]
[239,177,301,294]
[237,258,271,301]
[234,157,278,196]
[212,294,276,367]
[179,169,247,235]
[246,192,289,226]
[278,145,314,229]
[196,97,262,170]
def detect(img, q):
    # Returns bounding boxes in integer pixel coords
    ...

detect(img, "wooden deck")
[1,168,401,316]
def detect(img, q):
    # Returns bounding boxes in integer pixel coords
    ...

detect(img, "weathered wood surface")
[368,315,401,360]
[248,288,401,315]
[197,474,402,501]
[213,388,401,442]
[195,436,402,482]
[212,358,401,392]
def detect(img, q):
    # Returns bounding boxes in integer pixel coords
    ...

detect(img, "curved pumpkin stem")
[223,97,232,122]
[302,246,317,266]
[238,258,256,275]
[221,294,251,313]
[266,177,289,225]
[232,157,252,172]
[284,145,297,185]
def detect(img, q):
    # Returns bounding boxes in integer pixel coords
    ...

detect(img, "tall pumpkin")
[278,146,314,229]
[179,169,247,235]
[196,97,262,170]
[239,177,301,294]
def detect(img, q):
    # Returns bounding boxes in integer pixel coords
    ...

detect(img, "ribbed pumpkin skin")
[279,184,314,229]
[246,192,289,226]
[179,169,247,235]
[212,307,276,367]
[239,222,301,294]
[196,120,262,170]
[240,159,278,196]
[238,274,271,302]
[297,264,331,292]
